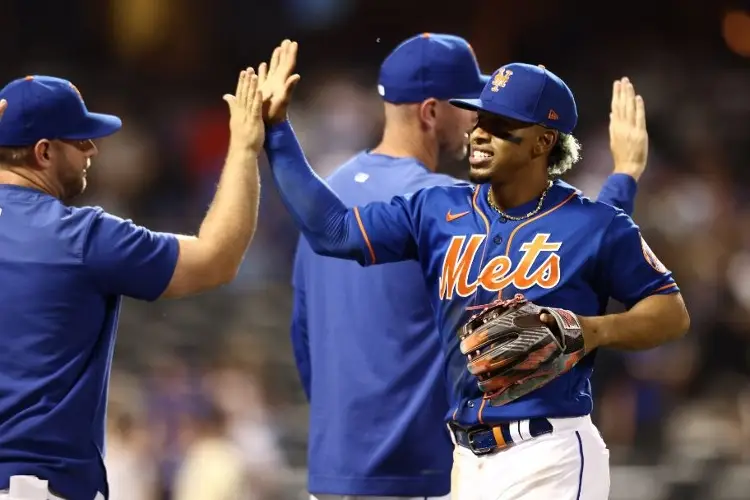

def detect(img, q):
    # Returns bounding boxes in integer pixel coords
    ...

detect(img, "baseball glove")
[458,293,586,406]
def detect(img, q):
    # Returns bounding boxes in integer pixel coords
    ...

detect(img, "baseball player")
[285,35,646,500]
[0,70,265,500]
[261,50,690,499]
[291,34,485,500]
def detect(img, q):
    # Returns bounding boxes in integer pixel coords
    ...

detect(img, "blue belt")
[449,418,554,456]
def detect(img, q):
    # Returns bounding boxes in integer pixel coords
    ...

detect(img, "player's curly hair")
[547,133,581,178]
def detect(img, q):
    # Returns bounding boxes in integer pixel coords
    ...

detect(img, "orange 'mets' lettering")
[439,233,562,300]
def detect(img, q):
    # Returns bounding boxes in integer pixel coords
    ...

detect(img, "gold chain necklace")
[486,181,552,221]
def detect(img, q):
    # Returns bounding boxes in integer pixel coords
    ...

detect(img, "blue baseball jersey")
[0,185,178,499]
[292,152,463,497]
[349,180,678,424]
[265,121,675,427]
[265,122,678,425]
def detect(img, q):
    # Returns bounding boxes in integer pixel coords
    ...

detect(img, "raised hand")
[257,39,301,125]
[223,67,265,154]
[609,77,648,180]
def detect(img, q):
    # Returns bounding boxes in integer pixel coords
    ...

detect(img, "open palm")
[609,77,648,179]
[222,67,265,153]
[258,39,301,125]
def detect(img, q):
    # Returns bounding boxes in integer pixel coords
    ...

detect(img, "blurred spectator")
[172,404,249,500]
[105,370,157,499]
[204,355,289,500]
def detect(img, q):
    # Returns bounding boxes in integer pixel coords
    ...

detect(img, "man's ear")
[418,98,439,130]
[32,139,52,167]
[535,128,558,156]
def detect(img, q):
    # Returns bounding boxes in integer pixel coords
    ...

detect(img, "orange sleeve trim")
[353,206,377,264]
[652,282,678,293]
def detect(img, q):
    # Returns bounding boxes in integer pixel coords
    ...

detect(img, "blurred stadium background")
[3,0,750,498]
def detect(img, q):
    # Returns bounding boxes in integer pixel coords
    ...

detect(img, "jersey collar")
[475,180,577,221]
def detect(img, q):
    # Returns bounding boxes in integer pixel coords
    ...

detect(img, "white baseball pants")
[0,475,104,500]
[450,415,610,500]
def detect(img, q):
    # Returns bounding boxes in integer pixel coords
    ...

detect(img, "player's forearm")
[196,145,260,281]
[581,292,689,351]
[264,120,365,259]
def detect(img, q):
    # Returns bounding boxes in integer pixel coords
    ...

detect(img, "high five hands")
[223,39,301,151]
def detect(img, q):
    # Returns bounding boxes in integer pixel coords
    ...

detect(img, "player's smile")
[469,146,494,167]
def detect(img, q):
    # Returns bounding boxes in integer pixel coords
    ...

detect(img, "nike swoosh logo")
[446,210,470,222]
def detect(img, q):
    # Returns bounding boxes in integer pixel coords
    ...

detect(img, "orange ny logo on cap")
[491,68,513,92]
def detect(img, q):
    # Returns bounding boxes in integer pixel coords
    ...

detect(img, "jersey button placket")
[490,216,506,252]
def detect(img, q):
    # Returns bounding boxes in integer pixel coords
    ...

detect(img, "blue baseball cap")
[0,75,122,146]
[378,33,490,103]
[450,63,578,134]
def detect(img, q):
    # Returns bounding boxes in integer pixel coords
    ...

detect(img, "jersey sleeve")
[596,211,678,309]
[349,194,420,265]
[596,173,637,216]
[83,210,179,301]
[265,119,418,266]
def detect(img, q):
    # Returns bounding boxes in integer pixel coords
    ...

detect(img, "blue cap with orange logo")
[378,33,490,103]
[0,75,122,146]
[450,63,578,134]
